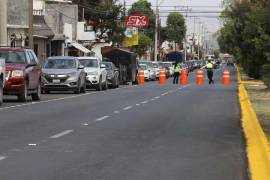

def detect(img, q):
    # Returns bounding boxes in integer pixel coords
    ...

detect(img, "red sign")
[125,14,149,27]
[85,20,98,26]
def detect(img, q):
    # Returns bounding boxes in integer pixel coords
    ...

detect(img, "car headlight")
[11,70,24,77]
[88,71,98,76]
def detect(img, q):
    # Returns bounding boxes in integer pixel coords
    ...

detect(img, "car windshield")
[79,59,98,68]
[44,59,76,69]
[0,50,26,63]
[139,64,147,70]
[102,63,112,70]
[152,63,159,68]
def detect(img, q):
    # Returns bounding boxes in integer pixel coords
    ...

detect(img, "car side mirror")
[100,64,106,69]
[78,65,84,69]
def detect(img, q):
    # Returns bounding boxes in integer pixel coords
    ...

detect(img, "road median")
[238,68,270,180]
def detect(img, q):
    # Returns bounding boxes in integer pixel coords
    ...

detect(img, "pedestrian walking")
[206,60,214,84]
[173,62,180,84]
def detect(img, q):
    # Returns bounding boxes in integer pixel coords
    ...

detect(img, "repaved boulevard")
[0,66,248,180]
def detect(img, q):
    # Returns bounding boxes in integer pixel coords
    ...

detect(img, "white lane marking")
[28,143,37,146]
[151,98,155,101]
[0,84,141,111]
[136,104,141,106]
[154,96,160,99]
[82,123,89,126]
[141,100,149,104]
[123,106,133,110]
[114,110,120,114]
[50,130,73,139]
[161,92,169,96]
[0,156,7,161]
[95,116,110,121]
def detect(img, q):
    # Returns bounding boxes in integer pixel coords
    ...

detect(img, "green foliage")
[165,12,186,44]
[261,64,270,88]
[134,33,152,58]
[128,0,156,38]
[218,0,270,79]
[72,0,124,45]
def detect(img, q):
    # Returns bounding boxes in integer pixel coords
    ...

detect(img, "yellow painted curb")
[237,67,270,180]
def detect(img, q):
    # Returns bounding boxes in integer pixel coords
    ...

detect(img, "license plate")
[52,79,61,83]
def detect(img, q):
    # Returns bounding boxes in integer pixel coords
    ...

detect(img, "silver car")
[41,56,86,94]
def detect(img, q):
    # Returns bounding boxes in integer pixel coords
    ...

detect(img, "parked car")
[151,62,160,79]
[78,57,107,91]
[138,64,150,80]
[0,57,5,105]
[159,62,174,77]
[0,47,41,102]
[139,61,156,80]
[42,56,86,94]
[102,62,119,88]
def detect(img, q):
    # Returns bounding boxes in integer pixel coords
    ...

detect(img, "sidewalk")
[240,69,270,140]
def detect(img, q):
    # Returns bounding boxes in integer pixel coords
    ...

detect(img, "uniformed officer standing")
[173,63,180,84]
[206,60,214,84]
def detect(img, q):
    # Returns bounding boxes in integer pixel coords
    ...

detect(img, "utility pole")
[28,0,34,48]
[0,0,7,46]
[154,0,159,62]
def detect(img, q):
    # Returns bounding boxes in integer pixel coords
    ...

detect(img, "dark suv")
[0,47,41,102]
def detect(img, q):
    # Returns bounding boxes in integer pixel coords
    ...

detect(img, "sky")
[123,0,223,35]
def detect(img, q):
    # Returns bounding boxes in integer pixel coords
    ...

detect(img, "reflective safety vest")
[206,63,213,69]
[174,66,180,73]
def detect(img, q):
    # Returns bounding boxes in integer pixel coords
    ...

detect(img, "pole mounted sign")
[125,14,149,27]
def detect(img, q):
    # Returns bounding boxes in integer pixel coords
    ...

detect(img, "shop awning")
[70,42,91,54]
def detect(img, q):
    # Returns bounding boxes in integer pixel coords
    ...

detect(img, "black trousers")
[207,70,214,84]
[173,72,180,84]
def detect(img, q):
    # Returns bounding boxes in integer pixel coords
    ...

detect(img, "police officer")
[173,62,180,84]
[206,60,214,84]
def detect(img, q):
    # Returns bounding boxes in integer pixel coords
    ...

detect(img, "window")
[27,51,37,65]
[34,44,38,57]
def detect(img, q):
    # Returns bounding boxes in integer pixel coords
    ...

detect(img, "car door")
[26,50,40,89]
[99,58,106,83]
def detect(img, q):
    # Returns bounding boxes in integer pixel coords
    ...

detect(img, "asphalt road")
[0,66,248,180]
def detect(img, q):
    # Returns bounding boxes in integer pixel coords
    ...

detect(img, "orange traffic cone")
[196,69,204,85]
[222,70,231,85]
[138,70,145,85]
[180,69,188,85]
[159,68,166,85]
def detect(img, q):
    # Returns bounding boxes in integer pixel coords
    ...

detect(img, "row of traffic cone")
[137,69,231,85]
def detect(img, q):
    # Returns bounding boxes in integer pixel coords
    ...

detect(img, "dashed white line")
[114,110,120,114]
[123,106,133,110]
[82,123,89,126]
[161,92,169,96]
[136,104,141,106]
[151,98,155,101]
[95,116,110,121]
[154,96,160,99]
[141,100,149,104]
[28,143,37,146]
[0,156,7,161]
[50,130,74,139]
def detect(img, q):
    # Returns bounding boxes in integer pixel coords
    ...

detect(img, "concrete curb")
[237,68,270,180]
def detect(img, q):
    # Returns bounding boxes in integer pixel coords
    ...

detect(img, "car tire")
[74,79,81,94]
[103,78,108,91]
[18,80,28,102]
[31,82,41,101]
[0,80,3,106]
[96,77,102,91]
[81,79,86,93]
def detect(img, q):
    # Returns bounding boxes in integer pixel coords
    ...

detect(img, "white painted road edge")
[123,106,133,111]
[95,116,110,122]
[50,130,74,139]
[0,156,7,161]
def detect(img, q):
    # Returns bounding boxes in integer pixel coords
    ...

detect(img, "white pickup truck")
[0,58,5,105]
[78,57,108,91]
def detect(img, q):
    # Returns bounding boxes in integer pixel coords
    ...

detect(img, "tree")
[72,0,124,45]
[128,0,156,38]
[133,33,152,58]
[165,12,186,44]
